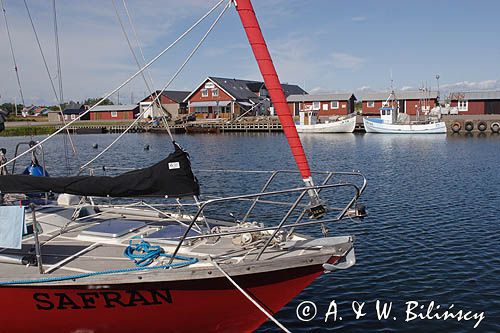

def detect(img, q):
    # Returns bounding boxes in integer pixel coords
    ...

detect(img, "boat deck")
[0,205,352,285]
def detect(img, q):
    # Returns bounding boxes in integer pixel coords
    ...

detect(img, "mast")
[235,0,324,216]
[235,1,309,179]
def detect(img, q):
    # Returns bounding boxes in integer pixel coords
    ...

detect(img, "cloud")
[440,80,500,91]
[400,86,414,91]
[331,52,366,70]
[351,16,366,22]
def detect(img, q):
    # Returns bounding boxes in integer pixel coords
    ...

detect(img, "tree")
[83,97,114,107]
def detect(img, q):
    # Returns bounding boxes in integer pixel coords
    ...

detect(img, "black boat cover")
[0,143,200,198]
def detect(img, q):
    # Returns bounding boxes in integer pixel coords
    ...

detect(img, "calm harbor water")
[1,132,499,332]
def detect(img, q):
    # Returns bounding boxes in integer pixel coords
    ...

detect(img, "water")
[1,132,499,332]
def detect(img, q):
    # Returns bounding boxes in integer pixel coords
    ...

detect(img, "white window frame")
[212,88,219,97]
[70,114,76,120]
[322,103,329,111]
[330,101,339,109]
[367,101,375,108]
[111,111,118,118]
[312,101,320,110]
[201,89,208,97]
[458,100,468,112]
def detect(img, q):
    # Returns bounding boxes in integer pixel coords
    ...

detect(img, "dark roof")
[209,76,307,100]
[281,83,307,97]
[210,77,263,100]
[63,108,85,115]
[161,90,190,103]
[141,90,191,103]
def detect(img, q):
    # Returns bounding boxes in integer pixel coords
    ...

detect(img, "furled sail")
[0,143,199,198]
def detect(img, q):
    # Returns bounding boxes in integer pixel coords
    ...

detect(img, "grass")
[0,125,56,137]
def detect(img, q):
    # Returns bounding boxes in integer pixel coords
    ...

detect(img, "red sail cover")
[235,0,311,180]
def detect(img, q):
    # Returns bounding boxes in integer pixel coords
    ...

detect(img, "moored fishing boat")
[363,90,446,134]
[296,113,356,133]
[0,1,367,332]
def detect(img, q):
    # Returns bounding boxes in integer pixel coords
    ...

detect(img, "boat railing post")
[255,189,307,261]
[286,172,335,238]
[168,202,208,265]
[30,203,45,274]
[242,170,279,222]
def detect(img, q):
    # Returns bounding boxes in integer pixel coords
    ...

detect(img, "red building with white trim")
[89,105,139,121]
[184,77,306,119]
[362,91,438,116]
[287,93,356,117]
[448,91,500,115]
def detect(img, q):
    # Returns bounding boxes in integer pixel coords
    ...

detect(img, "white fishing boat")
[363,91,446,134]
[296,110,356,133]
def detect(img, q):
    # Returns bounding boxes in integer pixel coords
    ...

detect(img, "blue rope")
[0,240,198,286]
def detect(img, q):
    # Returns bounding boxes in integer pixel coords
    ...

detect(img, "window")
[458,100,468,111]
[322,103,329,111]
[330,101,339,109]
[70,114,76,120]
[111,111,118,118]
[201,89,208,97]
[367,101,375,108]
[212,88,219,97]
[312,101,320,110]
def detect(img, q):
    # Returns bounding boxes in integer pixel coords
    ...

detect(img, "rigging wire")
[121,0,175,139]
[1,0,26,107]
[53,0,63,103]
[23,0,76,174]
[78,0,231,172]
[52,0,73,175]
[211,259,292,333]
[110,0,174,141]
[0,0,226,171]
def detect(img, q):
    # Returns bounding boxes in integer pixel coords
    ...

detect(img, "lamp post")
[436,75,440,103]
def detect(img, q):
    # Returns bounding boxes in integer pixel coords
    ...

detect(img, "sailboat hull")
[297,116,356,133]
[0,258,337,333]
[363,117,447,134]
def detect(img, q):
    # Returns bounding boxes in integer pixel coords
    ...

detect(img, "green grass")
[0,125,56,137]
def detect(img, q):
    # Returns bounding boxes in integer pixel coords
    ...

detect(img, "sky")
[1,0,499,105]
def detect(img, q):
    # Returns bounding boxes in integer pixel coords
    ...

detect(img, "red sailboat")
[0,1,367,332]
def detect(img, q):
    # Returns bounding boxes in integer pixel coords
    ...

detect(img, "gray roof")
[209,76,306,100]
[362,91,438,101]
[210,77,263,100]
[287,93,355,102]
[91,105,138,112]
[161,90,190,103]
[281,83,307,96]
[449,91,500,100]
[141,90,190,103]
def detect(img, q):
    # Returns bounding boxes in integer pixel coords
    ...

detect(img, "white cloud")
[332,52,366,70]
[440,80,500,91]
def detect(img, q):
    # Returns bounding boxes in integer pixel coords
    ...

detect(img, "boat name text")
[33,289,173,310]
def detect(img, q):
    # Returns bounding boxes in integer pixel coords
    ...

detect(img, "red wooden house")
[139,90,190,120]
[362,91,438,116]
[184,77,306,119]
[89,105,139,121]
[448,91,500,115]
[287,93,356,117]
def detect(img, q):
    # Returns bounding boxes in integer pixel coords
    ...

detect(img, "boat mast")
[234,0,324,214]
